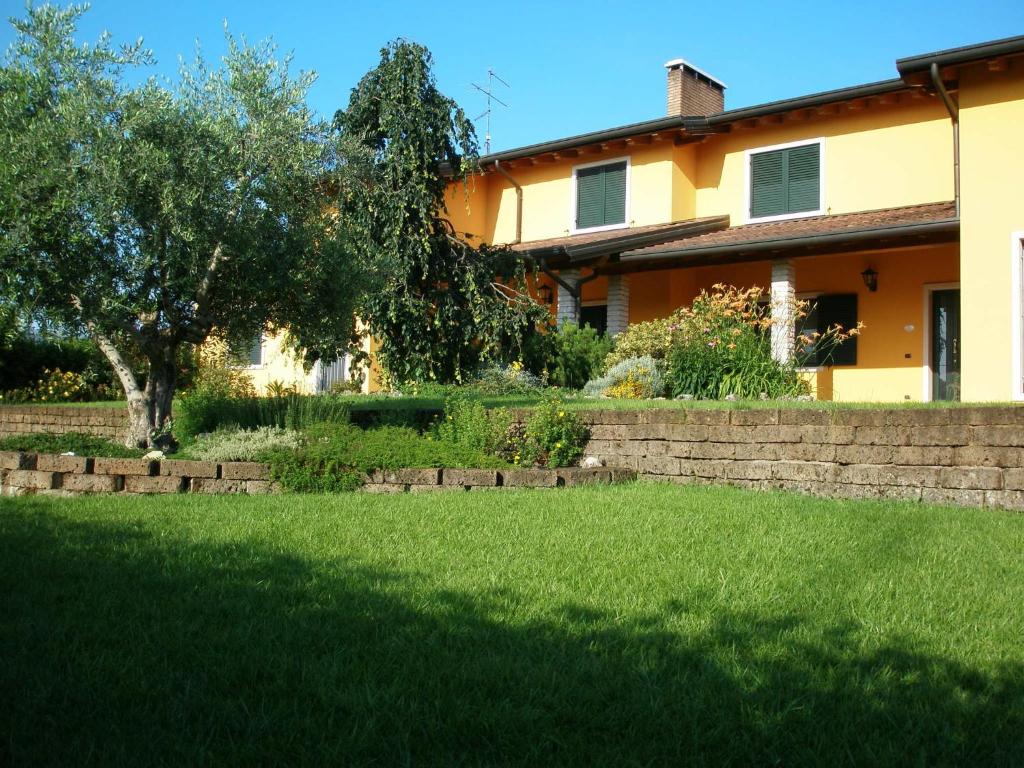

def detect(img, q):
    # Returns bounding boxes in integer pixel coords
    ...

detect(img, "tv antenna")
[471,68,509,154]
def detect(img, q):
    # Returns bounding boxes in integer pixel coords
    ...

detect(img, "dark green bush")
[0,432,142,458]
[546,323,614,390]
[175,391,351,438]
[265,421,505,493]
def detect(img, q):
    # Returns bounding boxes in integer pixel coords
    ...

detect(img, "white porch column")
[606,275,630,337]
[556,270,581,328]
[770,258,796,363]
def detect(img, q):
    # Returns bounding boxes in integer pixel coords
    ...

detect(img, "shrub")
[267,421,505,493]
[434,394,510,454]
[583,356,666,400]
[183,427,303,463]
[0,367,121,404]
[175,392,350,438]
[519,397,589,468]
[0,432,142,458]
[604,312,681,369]
[470,362,545,395]
[546,323,614,390]
[664,284,857,400]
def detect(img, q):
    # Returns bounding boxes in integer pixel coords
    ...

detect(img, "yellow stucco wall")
[958,61,1024,401]
[694,98,954,223]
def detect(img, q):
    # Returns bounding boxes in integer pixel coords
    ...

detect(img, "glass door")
[931,289,961,401]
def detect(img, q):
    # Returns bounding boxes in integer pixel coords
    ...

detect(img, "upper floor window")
[748,140,823,221]
[573,158,628,232]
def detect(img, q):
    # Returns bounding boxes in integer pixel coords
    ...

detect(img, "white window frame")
[570,155,631,235]
[230,333,265,370]
[921,282,961,403]
[744,137,826,225]
[1011,232,1024,400]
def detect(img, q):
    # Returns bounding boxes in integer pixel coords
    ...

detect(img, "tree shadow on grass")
[0,505,1021,766]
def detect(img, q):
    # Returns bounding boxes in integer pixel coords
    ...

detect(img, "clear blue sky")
[2,1,1022,153]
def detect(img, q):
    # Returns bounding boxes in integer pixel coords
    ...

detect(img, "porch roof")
[509,216,728,265]
[603,201,958,274]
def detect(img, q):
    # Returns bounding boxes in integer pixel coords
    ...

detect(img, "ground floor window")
[796,294,858,366]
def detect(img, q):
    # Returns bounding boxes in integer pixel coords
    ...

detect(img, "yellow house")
[442,35,1024,402]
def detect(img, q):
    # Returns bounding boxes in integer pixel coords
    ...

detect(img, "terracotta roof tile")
[509,218,724,254]
[625,201,957,258]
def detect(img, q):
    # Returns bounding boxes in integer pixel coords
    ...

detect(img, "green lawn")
[2,484,1023,765]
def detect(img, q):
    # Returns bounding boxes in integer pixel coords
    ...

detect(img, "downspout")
[930,62,960,216]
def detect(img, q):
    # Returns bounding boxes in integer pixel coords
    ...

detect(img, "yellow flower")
[558,411,565,418]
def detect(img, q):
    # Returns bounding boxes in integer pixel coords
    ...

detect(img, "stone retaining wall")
[0,406,127,441]
[572,406,1024,510]
[0,450,634,497]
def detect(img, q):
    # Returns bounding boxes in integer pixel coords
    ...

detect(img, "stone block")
[667,424,709,442]
[35,454,92,474]
[0,451,36,470]
[834,445,894,465]
[557,468,612,486]
[159,460,219,479]
[886,410,951,426]
[939,466,1002,491]
[854,427,910,446]
[772,461,832,482]
[730,409,780,426]
[636,456,680,476]
[63,473,123,493]
[191,478,245,494]
[632,424,671,440]
[379,468,441,486]
[984,490,1024,510]
[408,483,453,493]
[608,468,637,483]
[834,410,888,427]
[93,458,156,476]
[363,483,407,494]
[442,468,499,487]
[683,410,731,425]
[244,480,278,494]
[974,426,1024,447]
[687,442,736,460]
[783,443,837,462]
[950,406,1024,425]
[778,409,831,426]
[685,459,731,479]
[798,426,856,444]
[890,446,955,466]
[725,460,773,481]
[221,461,271,481]
[501,469,559,487]
[706,426,755,444]
[664,442,694,459]
[1002,468,1024,490]
[125,475,184,494]
[954,446,1024,468]
[732,443,781,461]
[913,426,971,447]
[921,487,986,508]
[6,469,60,490]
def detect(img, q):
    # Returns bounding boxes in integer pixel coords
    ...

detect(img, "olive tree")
[0,5,364,446]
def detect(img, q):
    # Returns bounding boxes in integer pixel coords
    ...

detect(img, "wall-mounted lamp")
[538,284,554,305]
[861,268,878,292]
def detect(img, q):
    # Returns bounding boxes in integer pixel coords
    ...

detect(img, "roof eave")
[896,34,1024,77]
[615,218,960,269]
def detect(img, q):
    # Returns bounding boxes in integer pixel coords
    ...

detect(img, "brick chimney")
[664,59,726,116]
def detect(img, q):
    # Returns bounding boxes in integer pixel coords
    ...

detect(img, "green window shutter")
[576,161,627,229]
[750,150,786,218]
[786,143,820,213]
[750,144,820,218]
[815,294,857,366]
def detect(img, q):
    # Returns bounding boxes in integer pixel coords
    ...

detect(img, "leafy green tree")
[336,41,547,385]
[0,5,365,446]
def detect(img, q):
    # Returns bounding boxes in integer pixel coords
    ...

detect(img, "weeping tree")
[336,40,547,385]
[0,5,365,446]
